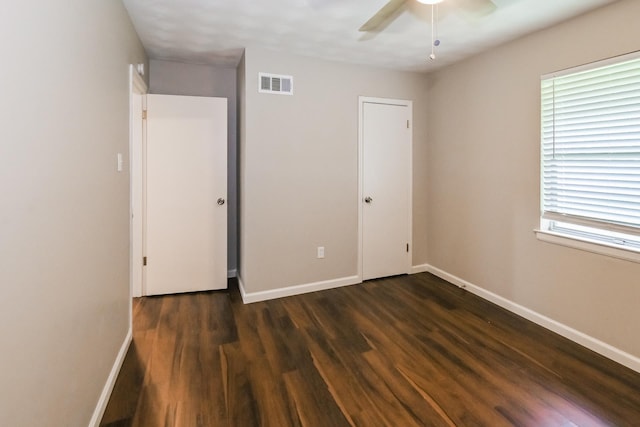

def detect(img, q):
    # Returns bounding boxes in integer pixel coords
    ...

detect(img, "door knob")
[364,196,373,204]
[217,198,225,205]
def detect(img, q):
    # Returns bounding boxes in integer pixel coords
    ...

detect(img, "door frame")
[358,96,413,281]
[129,65,147,306]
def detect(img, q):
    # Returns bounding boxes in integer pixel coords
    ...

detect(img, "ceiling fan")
[359,0,497,32]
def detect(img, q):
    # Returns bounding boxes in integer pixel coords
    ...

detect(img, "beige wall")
[426,0,640,359]
[149,59,239,273]
[0,1,146,426]
[239,47,429,293]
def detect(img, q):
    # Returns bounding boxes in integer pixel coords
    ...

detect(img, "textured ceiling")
[122,0,616,72]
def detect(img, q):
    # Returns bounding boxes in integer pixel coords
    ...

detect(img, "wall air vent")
[258,72,293,95]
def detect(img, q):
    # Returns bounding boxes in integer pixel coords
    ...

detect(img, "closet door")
[361,98,412,281]
[145,94,227,295]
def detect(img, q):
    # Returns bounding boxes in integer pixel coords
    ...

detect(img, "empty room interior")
[2,0,640,426]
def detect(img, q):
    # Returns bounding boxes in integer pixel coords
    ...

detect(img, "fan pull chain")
[429,4,440,60]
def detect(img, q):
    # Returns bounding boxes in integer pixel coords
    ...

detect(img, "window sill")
[534,229,640,264]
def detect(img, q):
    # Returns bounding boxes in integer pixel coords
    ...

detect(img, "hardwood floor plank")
[361,350,455,427]
[102,275,640,426]
[219,342,260,426]
[248,358,302,427]
[282,369,351,427]
[254,306,305,374]
[302,327,387,426]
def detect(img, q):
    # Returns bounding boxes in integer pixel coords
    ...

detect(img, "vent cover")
[258,72,293,95]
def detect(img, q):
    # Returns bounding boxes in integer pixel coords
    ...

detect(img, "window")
[539,52,640,259]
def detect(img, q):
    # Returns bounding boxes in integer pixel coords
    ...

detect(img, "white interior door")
[145,94,227,295]
[361,98,412,281]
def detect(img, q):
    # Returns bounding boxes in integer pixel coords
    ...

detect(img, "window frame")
[537,51,640,263]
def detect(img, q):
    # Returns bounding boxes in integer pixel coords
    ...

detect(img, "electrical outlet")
[317,246,325,259]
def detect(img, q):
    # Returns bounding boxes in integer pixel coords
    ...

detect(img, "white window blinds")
[541,54,640,235]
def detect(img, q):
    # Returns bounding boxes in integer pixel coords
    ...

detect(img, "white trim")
[541,49,640,79]
[541,212,640,238]
[424,264,640,373]
[88,328,132,427]
[358,96,413,282]
[129,64,147,301]
[411,263,430,274]
[535,229,640,264]
[357,98,363,283]
[227,269,238,278]
[237,274,247,300]
[131,64,147,93]
[239,275,361,304]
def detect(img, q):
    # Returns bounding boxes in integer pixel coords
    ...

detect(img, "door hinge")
[143,256,147,266]
[142,110,147,120]
[407,243,409,253]
[407,120,410,129]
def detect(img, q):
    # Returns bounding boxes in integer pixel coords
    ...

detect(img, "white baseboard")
[411,263,430,274]
[239,275,361,304]
[227,269,237,278]
[88,327,132,427]
[424,264,640,374]
[238,274,247,300]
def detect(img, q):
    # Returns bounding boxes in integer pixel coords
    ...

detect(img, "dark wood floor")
[101,273,640,427]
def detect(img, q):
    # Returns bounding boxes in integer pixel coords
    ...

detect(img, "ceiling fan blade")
[455,0,497,16]
[359,0,409,32]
